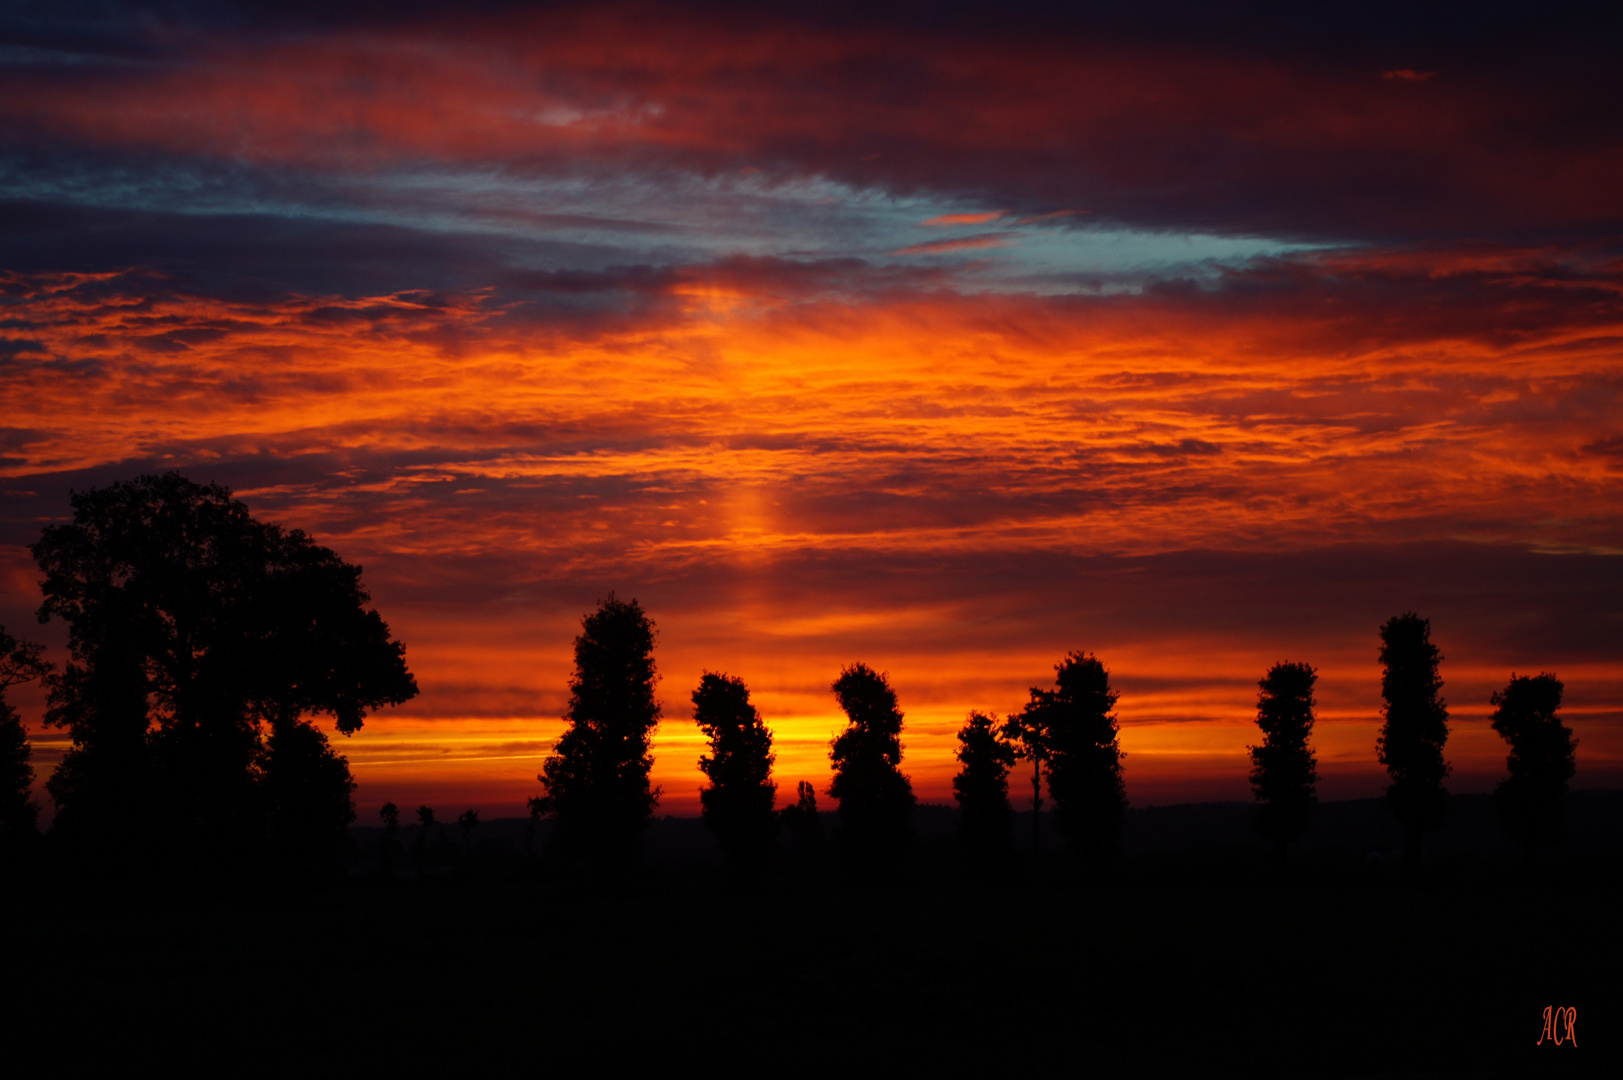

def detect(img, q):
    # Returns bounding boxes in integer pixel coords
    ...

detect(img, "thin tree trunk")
[1403,824,1421,878]
[1031,760,1042,858]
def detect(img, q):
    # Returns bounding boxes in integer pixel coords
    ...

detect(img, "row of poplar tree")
[0,473,1582,877]
[515,596,1580,877]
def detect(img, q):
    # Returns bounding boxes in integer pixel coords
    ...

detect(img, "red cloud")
[891,235,1011,255]
[919,211,1005,226]
[4,7,1618,243]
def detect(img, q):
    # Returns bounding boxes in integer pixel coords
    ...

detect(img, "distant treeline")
[0,474,1581,880]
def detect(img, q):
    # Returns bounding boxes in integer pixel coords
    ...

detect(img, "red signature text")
[1537,1006,1577,1047]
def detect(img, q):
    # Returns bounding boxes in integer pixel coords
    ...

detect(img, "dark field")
[10,827,1614,1076]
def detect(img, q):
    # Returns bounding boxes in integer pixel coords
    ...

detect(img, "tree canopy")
[828,663,915,875]
[31,472,417,869]
[1025,652,1126,863]
[693,671,779,871]
[1490,672,1576,866]
[1248,662,1318,861]
[535,594,662,869]
[1375,612,1450,875]
[952,710,1016,865]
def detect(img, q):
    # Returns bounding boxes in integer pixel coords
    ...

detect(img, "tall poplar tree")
[535,594,661,870]
[693,671,779,871]
[1025,652,1126,864]
[828,663,915,876]
[1490,672,1576,866]
[1376,612,1450,876]
[1248,662,1318,863]
[952,710,1016,865]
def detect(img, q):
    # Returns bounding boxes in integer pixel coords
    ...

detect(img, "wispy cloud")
[919,211,1005,227]
[891,234,1011,255]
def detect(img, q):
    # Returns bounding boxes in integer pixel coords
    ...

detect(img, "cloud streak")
[2,1,1619,817]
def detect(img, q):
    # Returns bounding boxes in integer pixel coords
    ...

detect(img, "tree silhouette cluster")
[29,474,417,873]
[0,474,1592,882]
[779,780,825,856]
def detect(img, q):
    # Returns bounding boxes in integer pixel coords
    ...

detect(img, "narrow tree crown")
[1491,673,1572,777]
[828,663,915,872]
[1375,612,1450,835]
[694,672,776,791]
[1248,661,1318,850]
[1376,613,1449,775]
[830,663,905,770]
[1490,672,1576,858]
[693,671,778,867]
[953,710,1017,856]
[955,711,1017,786]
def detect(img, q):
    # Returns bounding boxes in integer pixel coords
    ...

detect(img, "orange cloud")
[919,211,1006,226]
[4,246,1621,818]
[891,235,1011,255]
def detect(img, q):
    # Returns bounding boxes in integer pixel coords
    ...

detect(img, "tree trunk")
[1274,835,1287,867]
[1030,760,1042,859]
[1402,824,1421,878]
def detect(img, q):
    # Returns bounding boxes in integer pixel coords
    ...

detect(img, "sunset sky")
[3,1,1621,820]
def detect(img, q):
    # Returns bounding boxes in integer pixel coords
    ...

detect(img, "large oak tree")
[32,473,417,870]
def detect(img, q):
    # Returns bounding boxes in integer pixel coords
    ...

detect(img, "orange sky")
[2,2,1620,821]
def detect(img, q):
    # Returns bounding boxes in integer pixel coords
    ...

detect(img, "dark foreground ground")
[8,864,1613,1076]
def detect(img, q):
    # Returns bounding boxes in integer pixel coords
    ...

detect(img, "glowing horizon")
[3,2,1620,823]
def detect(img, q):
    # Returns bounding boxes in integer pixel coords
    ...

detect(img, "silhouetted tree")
[415,805,435,876]
[1001,708,1049,858]
[263,717,357,875]
[1376,613,1450,877]
[1,626,52,845]
[31,473,416,869]
[1025,652,1126,864]
[828,663,915,876]
[1248,662,1318,864]
[1490,673,1576,867]
[535,594,661,871]
[380,801,400,874]
[525,795,544,858]
[457,808,480,853]
[693,672,779,871]
[779,780,824,855]
[953,711,1016,865]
